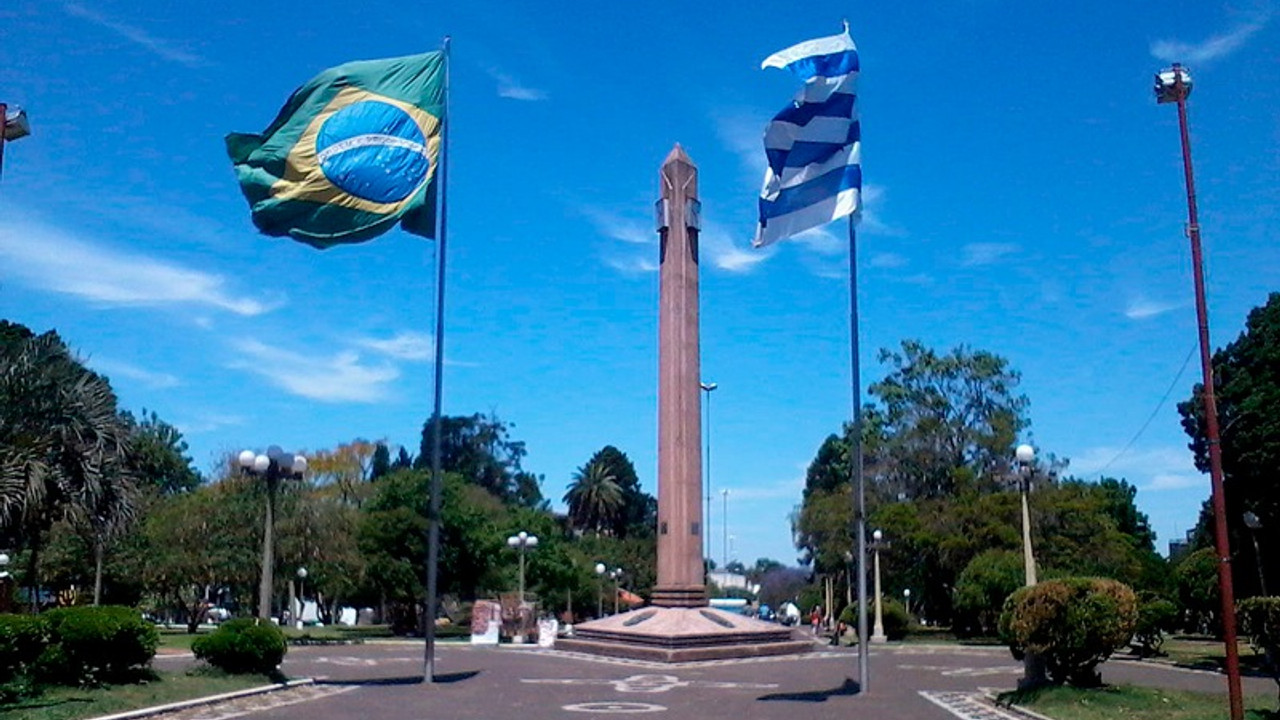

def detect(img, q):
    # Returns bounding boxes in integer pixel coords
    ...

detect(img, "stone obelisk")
[558,145,809,661]
[652,144,706,608]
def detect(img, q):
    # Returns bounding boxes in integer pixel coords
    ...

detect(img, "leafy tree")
[370,443,392,481]
[0,329,135,610]
[415,413,544,507]
[393,446,413,470]
[953,549,1024,637]
[1179,292,1280,598]
[1176,547,1221,635]
[307,439,378,506]
[123,409,200,495]
[564,460,624,536]
[869,340,1029,498]
[572,446,653,537]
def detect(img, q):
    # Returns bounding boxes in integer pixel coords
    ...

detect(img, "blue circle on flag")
[316,101,430,204]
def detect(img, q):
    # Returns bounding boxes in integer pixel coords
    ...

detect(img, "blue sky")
[1,1,1277,568]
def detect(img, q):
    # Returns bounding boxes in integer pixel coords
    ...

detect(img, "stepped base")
[559,606,813,663]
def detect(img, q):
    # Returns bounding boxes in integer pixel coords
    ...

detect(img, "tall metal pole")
[0,103,7,181]
[1169,66,1243,720]
[423,36,451,685]
[701,383,716,572]
[258,475,276,620]
[1019,474,1037,586]
[721,489,729,568]
[849,217,868,691]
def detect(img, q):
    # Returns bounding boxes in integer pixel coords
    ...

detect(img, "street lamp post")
[506,531,539,604]
[238,447,307,621]
[1014,443,1046,689]
[903,588,911,617]
[0,104,31,181]
[1015,444,1037,586]
[0,553,11,614]
[296,567,308,628]
[610,568,624,614]
[594,562,606,617]
[871,529,888,643]
[1155,63,1244,720]
[700,381,717,575]
[1243,512,1268,596]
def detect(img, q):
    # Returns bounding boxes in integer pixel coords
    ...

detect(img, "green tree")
[869,340,1029,498]
[564,460,624,536]
[0,329,135,610]
[123,409,200,496]
[1179,292,1280,599]
[578,446,653,537]
[370,443,392,481]
[953,549,1024,637]
[415,413,544,507]
[1176,547,1221,635]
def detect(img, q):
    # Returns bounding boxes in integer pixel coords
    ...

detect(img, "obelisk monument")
[558,145,808,661]
[652,144,707,608]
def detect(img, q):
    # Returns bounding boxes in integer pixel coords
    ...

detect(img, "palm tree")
[564,460,623,536]
[0,331,135,608]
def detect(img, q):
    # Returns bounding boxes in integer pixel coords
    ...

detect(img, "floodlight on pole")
[0,104,31,181]
[1154,61,1244,720]
[239,447,308,620]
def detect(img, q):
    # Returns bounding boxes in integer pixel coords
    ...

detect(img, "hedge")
[192,618,287,675]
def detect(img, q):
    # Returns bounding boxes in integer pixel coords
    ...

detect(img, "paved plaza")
[148,639,1275,720]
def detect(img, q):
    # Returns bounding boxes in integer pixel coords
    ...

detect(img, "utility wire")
[1095,343,1197,477]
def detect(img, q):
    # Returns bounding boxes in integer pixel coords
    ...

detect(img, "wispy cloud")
[356,332,434,361]
[604,256,660,275]
[581,207,653,246]
[702,220,772,273]
[961,242,1018,267]
[726,476,805,502]
[1070,445,1202,493]
[62,2,205,67]
[1151,11,1272,63]
[870,252,908,269]
[87,357,180,389]
[793,227,844,257]
[0,215,271,316]
[484,67,548,101]
[174,413,245,435]
[230,340,399,403]
[1125,296,1182,320]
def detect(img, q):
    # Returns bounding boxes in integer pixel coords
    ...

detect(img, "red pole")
[1172,67,1244,720]
[0,102,7,180]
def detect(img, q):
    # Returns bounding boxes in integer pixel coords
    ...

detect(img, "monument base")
[558,606,813,663]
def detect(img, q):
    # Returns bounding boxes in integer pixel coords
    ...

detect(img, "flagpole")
[848,215,868,692]
[423,35,451,685]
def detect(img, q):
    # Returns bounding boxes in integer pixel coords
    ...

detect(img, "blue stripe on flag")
[766,121,860,172]
[786,50,859,80]
[771,92,856,127]
[760,163,862,221]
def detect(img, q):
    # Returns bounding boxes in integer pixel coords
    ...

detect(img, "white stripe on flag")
[761,31,856,70]
[764,116,857,150]
[754,187,859,248]
[762,141,861,197]
[795,73,857,104]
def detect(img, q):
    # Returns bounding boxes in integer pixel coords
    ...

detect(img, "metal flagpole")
[423,35,451,685]
[849,216,868,692]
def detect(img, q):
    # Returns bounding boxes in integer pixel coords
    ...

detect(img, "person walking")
[810,606,822,635]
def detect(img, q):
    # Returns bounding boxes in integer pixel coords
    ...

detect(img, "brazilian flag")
[227,52,445,248]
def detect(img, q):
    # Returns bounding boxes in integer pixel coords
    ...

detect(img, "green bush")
[999,577,1138,687]
[1237,596,1280,703]
[192,618,287,675]
[1132,596,1179,657]
[37,606,158,686]
[0,614,49,701]
[838,596,911,641]
[953,550,1024,638]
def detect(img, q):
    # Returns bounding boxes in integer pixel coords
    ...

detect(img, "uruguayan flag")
[754,30,861,248]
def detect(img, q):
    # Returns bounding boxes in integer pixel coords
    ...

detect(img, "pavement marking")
[311,655,416,667]
[899,664,1023,677]
[920,691,1025,720]
[154,684,358,720]
[563,702,666,713]
[523,673,777,694]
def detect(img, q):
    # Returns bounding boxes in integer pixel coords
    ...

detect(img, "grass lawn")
[1001,684,1279,720]
[0,669,273,720]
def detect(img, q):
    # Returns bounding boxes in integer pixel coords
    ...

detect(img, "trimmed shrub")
[193,618,287,675]
[953,550,1024,638]
[37,606,158,686]
[838,597,911,641]
[999,577,1138,687]
[1237,596,1280,703]
[0,614,49,701]
[1132,596,1179,657]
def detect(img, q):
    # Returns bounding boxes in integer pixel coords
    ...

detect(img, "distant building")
[1169,528,1196,563]
[707,570,758,595]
